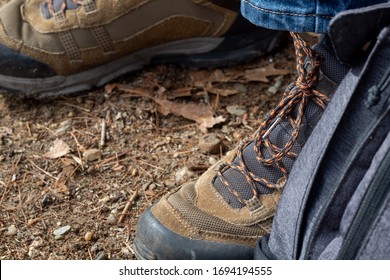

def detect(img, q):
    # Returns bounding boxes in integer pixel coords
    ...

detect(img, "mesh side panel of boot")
[167,185,266,238]
[315,36,350,84]
[179,181,198,202]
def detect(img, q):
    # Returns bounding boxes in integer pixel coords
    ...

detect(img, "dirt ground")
[0,1,319,260]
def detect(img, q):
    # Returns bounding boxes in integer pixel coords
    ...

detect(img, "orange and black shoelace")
[218,32,330,205]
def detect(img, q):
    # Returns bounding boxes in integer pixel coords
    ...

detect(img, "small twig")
[212,92,220,113]
[70,131,84,170]
[123,241,134,255]
[98,158,128,167]
[188,164,209,171]
[35,124,57,137]
[117,190,139,225]
[26,122,32,137]
[120,166,135,182]
[59,101,91,113]
[138,160,165,171]
[95,150,130,165]
[99,119,106,148]
[28,160,57,180]
[88,248,93,260]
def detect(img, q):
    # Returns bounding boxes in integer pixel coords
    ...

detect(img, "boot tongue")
[41,0,80,19]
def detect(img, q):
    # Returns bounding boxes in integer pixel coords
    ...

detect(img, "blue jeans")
[241,0,388,33]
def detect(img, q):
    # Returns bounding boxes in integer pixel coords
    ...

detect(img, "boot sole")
[133,208,255,260]
[0,31,285,99]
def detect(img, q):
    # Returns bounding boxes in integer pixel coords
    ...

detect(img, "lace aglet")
[262,117,281,140]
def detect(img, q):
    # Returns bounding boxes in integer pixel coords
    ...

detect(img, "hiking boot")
[133,33,350,260]
[0,0,284,99]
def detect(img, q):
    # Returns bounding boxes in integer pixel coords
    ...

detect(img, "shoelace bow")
[218,32,330,205]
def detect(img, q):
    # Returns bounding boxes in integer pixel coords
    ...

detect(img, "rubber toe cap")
[134,207,255,260]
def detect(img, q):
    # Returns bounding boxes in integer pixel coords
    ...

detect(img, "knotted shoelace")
[218,32,330,205]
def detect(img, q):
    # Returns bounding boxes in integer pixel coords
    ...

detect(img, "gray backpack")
[255,2,390,260]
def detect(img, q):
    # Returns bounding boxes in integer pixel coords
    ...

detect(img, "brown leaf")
[189,70,210,85]
[235,64,291,83]
[43,139,71,159]
[198,115,226,133]
[167,87,192,100]
[55,182,70,194]
[144,189,156,196]
[105,83,225,131]
[209,69,233,83]
[155,96,225,132]
[204,86,240,97]
[189,69,233,86]
[105,83,153,98]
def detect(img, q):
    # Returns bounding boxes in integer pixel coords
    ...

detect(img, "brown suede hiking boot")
[0,0,284,99]
[133,33,350,259]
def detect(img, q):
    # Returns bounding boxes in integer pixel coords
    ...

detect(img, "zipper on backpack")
[303,72,390,260]
[365,66,390,108]
[337,148,390,259]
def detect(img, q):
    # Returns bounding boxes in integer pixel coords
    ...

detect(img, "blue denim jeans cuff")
[241,0,388,33]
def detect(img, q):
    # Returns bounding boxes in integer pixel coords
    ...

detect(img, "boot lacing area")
[45,0,96,18]
[217,32,330,205]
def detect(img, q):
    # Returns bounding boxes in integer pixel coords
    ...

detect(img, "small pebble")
[53,225,71,236]
[90,244,99,253]
[28,247,40,258]
[83,149,102,162]
[198,133,227,154]
[85,231,93,241]
[107,214,117,225]
[209,157,218,166]
[226,105,247,116]
[268,78,283,94]
[175,167,195,186]
[30,238,43,248]
[141,181,151,191]
[96,251,107,260]
[6,225,17,236]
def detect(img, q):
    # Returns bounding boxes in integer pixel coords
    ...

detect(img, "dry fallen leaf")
[239,64,291,83]
[204,86,240,97]
[43,139,71,159]
[105,83,153,98]
[167,87,192,100]
[155,96,225,132]
[198,115,226,132]
[106,84,225,131]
